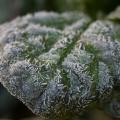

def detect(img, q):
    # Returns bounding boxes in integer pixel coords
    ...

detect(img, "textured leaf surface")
[0,11,120,119]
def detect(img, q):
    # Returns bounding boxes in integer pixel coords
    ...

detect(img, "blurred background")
[0,0,120,23]
[0,0,120,120]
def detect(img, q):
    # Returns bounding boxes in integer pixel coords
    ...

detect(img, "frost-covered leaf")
[0,11,120,119]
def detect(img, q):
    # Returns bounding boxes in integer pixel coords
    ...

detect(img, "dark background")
[0,0,120,23]
[0,0,120,119]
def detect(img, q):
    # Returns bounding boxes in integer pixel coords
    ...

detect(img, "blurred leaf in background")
[0,0,46,23]
[0,0,23,23]
[53,0,120,18]
[0,0,120,23]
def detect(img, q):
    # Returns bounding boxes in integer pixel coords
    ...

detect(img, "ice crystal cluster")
[0,9,120,119]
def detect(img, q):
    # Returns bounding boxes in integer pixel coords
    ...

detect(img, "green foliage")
[0,10,120,120]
